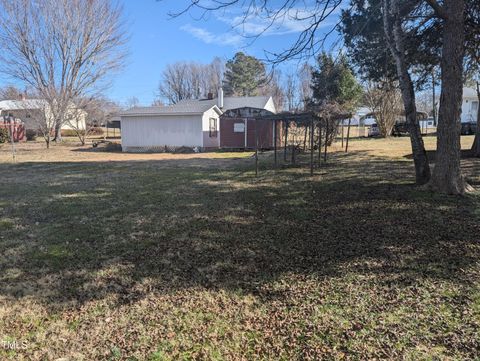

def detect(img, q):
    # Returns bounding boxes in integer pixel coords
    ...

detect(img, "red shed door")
[220,117,247,148]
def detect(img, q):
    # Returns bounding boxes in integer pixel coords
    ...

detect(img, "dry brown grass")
[0,135,474,164]
[0,136,479,360]
[0,141,253,164]
[342,135,474,158]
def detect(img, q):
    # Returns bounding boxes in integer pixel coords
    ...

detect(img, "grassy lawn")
[1,137,479,360]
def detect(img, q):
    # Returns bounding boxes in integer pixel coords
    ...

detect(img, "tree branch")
[424,0,448,20]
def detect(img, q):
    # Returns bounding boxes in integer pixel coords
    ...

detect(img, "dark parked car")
[392,121,409,136]
[461,122,477,135]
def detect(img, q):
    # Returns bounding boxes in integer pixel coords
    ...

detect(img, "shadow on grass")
[403,149,478,162]
[0,150,479,310]
[403,149,480,186]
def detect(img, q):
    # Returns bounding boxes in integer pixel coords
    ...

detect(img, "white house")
[0,98,87,131]
[120,92,276,152]
[461,87,479,123]
[344,106,373,126]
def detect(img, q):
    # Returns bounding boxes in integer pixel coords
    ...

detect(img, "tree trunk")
[52,122,62,142]
[470,82,480,157]
[382,0,431,185]
[430,0,469,194]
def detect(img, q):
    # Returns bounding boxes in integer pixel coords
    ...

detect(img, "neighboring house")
[0,98,87,131]
[120,92,277,152]
[348,106,372,126]
[461,87,479,124]
[419,118,436,134]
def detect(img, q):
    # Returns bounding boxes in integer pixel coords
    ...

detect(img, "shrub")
[0,128,8,144]
[26,129,37,141]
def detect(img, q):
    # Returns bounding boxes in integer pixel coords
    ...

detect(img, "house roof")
[120,96,273,117]
[121,102,222,117]
[0,99,46,110]
[463,87,478,99]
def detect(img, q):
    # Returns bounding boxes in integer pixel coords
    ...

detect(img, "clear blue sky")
[0,1,341,106]
[108,0,342,106]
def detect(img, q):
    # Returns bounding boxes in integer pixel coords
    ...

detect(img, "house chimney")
[20,92,26,101]
[218,87,224,108]
[207,92,213,100]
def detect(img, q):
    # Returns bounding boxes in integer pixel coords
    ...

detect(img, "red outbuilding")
[0,120,26,142]
[220,107,283,149]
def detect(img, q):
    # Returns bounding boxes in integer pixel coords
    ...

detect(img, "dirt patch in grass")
[0,138,479,360]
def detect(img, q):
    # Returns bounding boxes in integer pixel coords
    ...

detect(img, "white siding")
[121,115,203,151]
[62,117,87,130]
[202,108,220,148]
[264,97,277,114]
[461,97,479,123]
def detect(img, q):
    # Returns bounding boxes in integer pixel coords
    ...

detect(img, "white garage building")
[461,87,479,124]
[120,93,275,152]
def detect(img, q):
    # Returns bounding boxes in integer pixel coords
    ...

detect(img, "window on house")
[472,101,479,113]
[209,118,217,137]
[26,113,31,118]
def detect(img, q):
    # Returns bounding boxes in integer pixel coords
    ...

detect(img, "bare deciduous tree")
[151,99,165,107]
[158,63,189,104]
[416,89,438,117]
[299,63,313,111]
[66,97,120,145]
[63,98,90,146]
[207,57,226,95]
[0,0,127,148]
[261,69,285,112]
[126,97,140,109]
[171,1,344,64]
[285,72,299,111]
[83,98,121,127]
[0,86,23,101]
[28,100,57,147]
[158,58,226,104]
[365,80,403,137]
